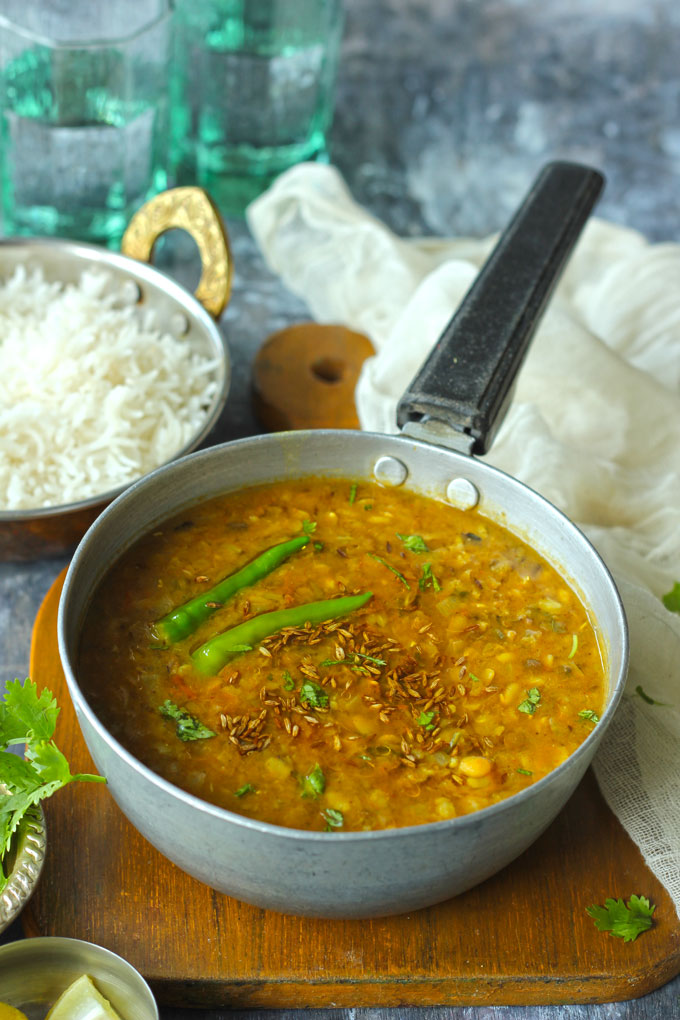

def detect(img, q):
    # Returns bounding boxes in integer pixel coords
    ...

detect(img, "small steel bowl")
[0,936,158,1019]
[0,187,232,563]
[0,804,46,934]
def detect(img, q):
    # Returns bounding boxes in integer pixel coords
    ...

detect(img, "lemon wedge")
[0,1004,29,1020]
[46,975,123,1020]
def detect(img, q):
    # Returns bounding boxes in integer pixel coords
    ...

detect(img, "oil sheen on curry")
[79,478,606,832]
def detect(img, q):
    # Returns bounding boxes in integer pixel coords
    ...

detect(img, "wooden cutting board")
[23,569,680,1008]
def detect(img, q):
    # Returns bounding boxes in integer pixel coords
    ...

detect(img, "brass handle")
[120,187,233,318]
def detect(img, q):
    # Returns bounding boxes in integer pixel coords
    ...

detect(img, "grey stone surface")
[2,0,679,1015]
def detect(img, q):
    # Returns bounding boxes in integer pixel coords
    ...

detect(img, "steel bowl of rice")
[0,187,232,561]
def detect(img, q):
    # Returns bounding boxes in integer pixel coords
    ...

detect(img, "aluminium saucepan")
[57,162,628,919]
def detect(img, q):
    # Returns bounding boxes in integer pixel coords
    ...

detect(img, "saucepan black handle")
[396,161,605,455]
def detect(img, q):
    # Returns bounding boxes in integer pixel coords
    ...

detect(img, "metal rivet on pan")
[373,456,409,486]
[446,478,480,509]
[119,280,141,304]
[171,312,190,336]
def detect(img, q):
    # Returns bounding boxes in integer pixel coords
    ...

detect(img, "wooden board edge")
[148,960,680,1009]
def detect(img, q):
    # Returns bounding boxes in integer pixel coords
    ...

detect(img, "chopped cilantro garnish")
[568,634,578,658]
[518,688,541,715]
[634,685,666,706]
[397,533,429,553]
[363,503,373,510]
[159,700,216,742]
[354,651,386,666]
[468,673,480,683]
[313,541,324,551]
[282,670,295,691]
[300,680,329,710]
[370,554,410,588]
[322,807,344,830]
[586,895,655,942]
[578,709,600,723]
[518,701,537,715]
[516,768,533,776]
[235,783,255,797]
[348,483,358,504]
[419,562,441,592]
[0,679,105,894]
[320,651,386,669]
[302,519,317,534]
[301,763,325,798]
[417,710,436,731]
[661,582,680,614]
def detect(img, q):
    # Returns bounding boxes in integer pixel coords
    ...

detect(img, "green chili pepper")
[192,591,373,676]
[156,535,310,643]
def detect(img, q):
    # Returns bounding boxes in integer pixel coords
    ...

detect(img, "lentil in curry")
[78,478,606,832]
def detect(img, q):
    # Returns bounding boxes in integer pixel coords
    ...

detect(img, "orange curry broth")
[78,477,606,832]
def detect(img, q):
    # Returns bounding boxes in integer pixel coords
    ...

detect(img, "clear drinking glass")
[170,0,344,214]
[0,1,171,247]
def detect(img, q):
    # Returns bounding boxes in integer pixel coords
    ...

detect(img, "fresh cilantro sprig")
[586,895,655,942]
[0,679,105,893]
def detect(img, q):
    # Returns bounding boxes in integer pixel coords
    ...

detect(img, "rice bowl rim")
[0,234,231,520]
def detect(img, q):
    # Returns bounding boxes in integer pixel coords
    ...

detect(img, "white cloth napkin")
[247,163,680,915]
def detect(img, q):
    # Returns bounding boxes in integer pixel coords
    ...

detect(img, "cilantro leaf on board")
[634,685,668,707]
[586,895,655,942]
[661,582,680,614]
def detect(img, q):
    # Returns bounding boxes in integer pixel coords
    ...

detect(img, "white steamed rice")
[0,264,220,511]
